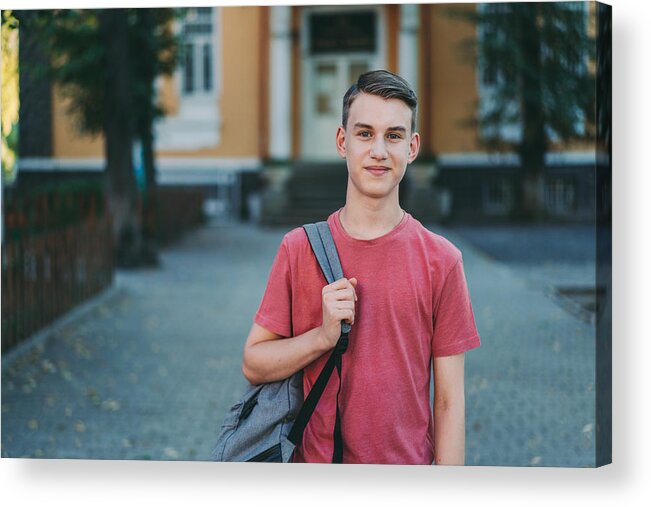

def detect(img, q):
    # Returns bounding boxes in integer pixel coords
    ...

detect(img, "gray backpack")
[211,221,351,463]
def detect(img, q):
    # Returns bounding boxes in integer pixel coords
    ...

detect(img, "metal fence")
[1,178,208,354]
[144,186,207,245]
[1,182,114,354]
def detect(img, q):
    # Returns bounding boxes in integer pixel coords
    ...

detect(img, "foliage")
[18,8,179,138]
[3,178,105,239]
[129,9,179,133]
[1,10,20,184]
[452,2,596,219]
[457,2,596,150]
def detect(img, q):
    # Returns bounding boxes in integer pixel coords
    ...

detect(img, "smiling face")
[336,92,420,203]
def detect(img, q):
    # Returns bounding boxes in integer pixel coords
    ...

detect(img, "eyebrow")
[353,123,407,133]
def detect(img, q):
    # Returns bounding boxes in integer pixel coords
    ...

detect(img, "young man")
[243,70,480,465]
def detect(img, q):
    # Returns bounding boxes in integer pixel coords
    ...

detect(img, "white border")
[3,1,651,507]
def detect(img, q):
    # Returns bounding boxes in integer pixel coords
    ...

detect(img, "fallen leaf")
[41,359,57,373]
[102,399,121,412]
[164,447,179,459]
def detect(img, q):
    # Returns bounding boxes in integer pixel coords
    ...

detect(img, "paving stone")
[1,222,598,467]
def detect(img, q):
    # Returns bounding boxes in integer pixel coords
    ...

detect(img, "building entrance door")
[301,8,384,160]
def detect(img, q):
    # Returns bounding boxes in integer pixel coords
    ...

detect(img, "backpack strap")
[287,221,350,463]
[302,221,351,334]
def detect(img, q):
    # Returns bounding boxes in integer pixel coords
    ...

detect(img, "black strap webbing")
[287,222,349,463]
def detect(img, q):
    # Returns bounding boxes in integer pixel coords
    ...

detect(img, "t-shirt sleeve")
[254,238,293,338]
[432,256,481,357]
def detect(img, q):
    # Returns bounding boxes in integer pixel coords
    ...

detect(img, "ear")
[407,132,420,164]
[335,126,347,159]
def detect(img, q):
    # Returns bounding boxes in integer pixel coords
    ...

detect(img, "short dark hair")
[342,70,418,133]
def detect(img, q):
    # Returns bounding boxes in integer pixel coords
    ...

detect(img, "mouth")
[365,166,391,176]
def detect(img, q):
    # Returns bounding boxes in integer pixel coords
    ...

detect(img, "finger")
[323,278,350,295]
[323,278,358,302]
[323,290,353,305]
[334,300,355,311]
[325,304,355,322]
[334,309,355,325]
[331,288,356,301]
[326,303,355,318]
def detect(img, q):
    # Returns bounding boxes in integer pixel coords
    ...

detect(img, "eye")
[387,133,402,140]
[358,130,372,138]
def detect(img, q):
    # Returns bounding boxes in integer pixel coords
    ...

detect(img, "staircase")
[258,161,442,226]
[260,162,349,226]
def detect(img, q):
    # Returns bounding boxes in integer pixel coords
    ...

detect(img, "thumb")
[349,277,358,301]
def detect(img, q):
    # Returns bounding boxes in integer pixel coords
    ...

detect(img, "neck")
[339,195,404,240]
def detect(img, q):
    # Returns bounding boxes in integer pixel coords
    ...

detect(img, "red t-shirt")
[254,210,481,464]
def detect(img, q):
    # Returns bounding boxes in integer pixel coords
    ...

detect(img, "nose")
[369,136,388,161]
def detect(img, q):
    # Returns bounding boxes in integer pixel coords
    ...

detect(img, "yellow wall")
[427,3,479,154]
[159,7,262,157]
[51,7,263,160]
[157,75,178,117]
[48,5,595,162]
[52,85,105,158]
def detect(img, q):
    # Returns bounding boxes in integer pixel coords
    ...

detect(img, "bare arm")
[242,277,358,385]
[432,352,466,465]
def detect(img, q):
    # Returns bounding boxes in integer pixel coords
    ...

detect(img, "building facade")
[17,3,600,225]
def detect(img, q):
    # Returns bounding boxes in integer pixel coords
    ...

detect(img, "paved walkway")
[1,221,597,466]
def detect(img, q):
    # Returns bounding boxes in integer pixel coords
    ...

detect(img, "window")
[181,7,214,96]
[183,43,194,93]
[202,43,212,91]
[154,7,221,150]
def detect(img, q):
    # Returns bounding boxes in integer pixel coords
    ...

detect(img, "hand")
[319,277,358,349]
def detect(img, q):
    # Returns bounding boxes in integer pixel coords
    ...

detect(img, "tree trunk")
[517,4,547,221]
[99,9,150,268]
[136,9,160,266]
[139,101,160,266]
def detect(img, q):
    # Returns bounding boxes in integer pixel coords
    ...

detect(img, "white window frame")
[155,7,222,151]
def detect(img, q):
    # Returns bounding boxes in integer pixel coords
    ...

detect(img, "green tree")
[1,10,20,185]
[15,8,179,266]
[458,2,596,220]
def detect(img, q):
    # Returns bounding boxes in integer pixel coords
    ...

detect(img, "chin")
[353,183,399,201]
